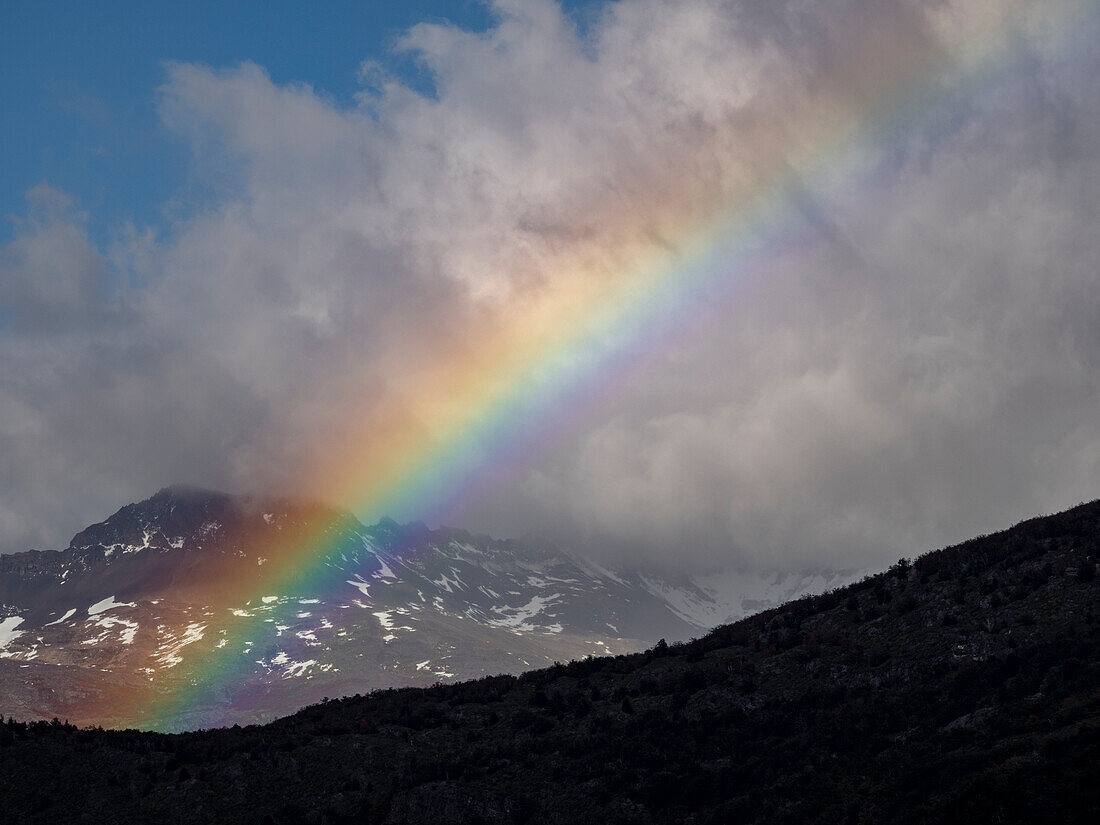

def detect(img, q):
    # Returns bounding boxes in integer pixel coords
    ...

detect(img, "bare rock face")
[0,486,728,730]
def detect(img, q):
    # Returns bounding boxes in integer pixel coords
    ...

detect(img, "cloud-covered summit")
[2,0,1098,576]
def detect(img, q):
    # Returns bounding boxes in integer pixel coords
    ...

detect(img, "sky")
[1,0,1099,576]
[0,0,509,246]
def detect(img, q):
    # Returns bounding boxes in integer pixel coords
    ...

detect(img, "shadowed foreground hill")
[2,502,1098,824]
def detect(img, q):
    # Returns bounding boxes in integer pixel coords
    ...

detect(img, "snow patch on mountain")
[44,608,77,626]
[488,594,563,632]
[154,622,206,668]
[0,616,24,649]
[88,596,136,616]
[432,571,464,593]
[347,576,371,597]
[82,613,140,645]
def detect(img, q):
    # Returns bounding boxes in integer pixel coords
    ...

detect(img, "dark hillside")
[2,501,1098,824]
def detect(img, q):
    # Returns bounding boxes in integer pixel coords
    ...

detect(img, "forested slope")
[2,501,1098,824]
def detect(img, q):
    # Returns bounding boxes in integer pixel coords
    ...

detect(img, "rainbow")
[135,0,1095,731]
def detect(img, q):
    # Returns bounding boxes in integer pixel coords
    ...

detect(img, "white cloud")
[1,0,1097,577]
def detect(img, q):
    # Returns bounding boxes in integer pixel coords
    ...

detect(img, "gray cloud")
[2,0,1098,578]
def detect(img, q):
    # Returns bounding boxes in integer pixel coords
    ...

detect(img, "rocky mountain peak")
[67,485,238,555]
[0,486,855,729]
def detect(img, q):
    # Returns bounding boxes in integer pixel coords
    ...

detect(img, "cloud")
[470,3,1100,572]
[1,0,1098,578]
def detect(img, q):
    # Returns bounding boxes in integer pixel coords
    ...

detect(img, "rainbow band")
[137,0,1095,731]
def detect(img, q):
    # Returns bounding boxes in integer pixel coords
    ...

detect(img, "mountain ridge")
[0,485,846,729]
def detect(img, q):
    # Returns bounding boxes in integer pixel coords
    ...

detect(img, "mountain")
[0,486,845,729]
[0,499,1096,824]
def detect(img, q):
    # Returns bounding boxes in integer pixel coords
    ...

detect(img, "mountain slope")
[0,486,841,729]
[0,498,1097,823]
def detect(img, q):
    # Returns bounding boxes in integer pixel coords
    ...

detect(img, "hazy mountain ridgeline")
[0,498,1097,823]
[0,486,840,729]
